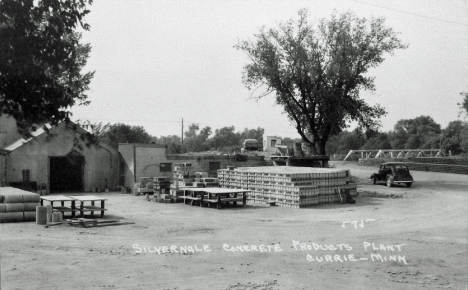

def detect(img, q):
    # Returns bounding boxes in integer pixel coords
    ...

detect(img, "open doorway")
[49,155,84,193]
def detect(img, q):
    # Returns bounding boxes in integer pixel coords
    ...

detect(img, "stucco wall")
[6,122,119,191]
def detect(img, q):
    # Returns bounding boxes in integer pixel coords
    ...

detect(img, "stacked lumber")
[217,166,351,208]
[0,187,40,223]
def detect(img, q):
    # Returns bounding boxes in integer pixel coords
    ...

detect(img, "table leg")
[234,193,238,207]
[71,201,76,218]
[101,200,104,218]
[80,202,84,218]
[217,195,221,210]
[243,192,246,207]
[91,201,95,216]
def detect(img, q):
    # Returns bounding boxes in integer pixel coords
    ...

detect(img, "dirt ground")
[1,162,467,290]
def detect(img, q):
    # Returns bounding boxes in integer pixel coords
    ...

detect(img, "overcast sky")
[71,0,468,138]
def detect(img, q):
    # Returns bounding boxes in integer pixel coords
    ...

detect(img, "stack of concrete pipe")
[0,187,40,223]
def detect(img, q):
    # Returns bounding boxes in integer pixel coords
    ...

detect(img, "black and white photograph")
[1,0,467,289]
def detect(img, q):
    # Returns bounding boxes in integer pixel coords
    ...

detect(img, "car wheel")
[406,182,412,188]
[386,175,393,187]
[372,177,377,185]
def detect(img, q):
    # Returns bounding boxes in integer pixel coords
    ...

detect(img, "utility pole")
[181,118,184,153]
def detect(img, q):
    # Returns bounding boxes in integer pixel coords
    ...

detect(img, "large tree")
[236,9,406,155]
[390,116,441,149]
[0,0,94,135]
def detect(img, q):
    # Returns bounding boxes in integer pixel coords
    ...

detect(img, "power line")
[76,118,181,123]
[77,117,301,136]
[350,0,468,27]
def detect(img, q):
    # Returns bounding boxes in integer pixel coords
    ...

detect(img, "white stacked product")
[173,163,196,187]
[217,166,350,208]
[172,164,219,188]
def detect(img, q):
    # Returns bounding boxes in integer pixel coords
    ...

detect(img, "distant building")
[263,136,282,152]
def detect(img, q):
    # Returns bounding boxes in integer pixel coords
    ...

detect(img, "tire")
[372,177,377,185]
[386,175,393,187]
[406,182,412,188]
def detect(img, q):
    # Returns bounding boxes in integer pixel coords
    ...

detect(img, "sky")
[71,0,468,139]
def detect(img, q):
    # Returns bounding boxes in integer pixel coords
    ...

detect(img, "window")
[271,140,276,147]
[160,163,172,173]
[22,170,30,182]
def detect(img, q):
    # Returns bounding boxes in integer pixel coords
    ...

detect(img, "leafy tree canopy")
[236,9,406,155]
[101,123,153,148]
[0,0,94,136]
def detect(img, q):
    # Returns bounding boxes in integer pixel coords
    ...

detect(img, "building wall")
[263,136,282,152]
[135,146,171,181]
[166,155,268,176]
[118,144,136,187]
[5,122,119,191]
[119,144,269,187]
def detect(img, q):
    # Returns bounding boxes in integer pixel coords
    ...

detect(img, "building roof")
[1,121,117,154]
[1,125,50,152]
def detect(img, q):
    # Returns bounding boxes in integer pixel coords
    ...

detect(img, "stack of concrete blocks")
[173,163,196,187]
[0,187,40,223]
[217,166,351,208]
[153,176,171,194]
[172,163,219,187]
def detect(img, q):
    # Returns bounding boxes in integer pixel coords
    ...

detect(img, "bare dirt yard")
[1,162,467,290]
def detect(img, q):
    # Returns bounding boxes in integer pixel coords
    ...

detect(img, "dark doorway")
[49,155,84,193]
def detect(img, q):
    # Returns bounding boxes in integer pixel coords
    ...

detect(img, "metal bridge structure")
[343,149,445,161]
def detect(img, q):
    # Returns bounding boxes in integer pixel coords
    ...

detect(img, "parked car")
[370,162,414,187]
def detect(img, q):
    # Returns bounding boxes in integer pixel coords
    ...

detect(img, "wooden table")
[40,195,79,218]
[69,195,107,218]
[180,188,248,209]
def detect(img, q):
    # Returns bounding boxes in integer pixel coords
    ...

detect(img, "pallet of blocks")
[173,163,196,187]
[0,187,40,223]
[217,166,352,208]
[153,176,171,194]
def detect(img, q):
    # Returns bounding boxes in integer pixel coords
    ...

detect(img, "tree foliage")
[0,0,94,135]
[390,116,441,149]
[156,135,182,154]
[100,123,153,148]
[183,124,212,152]
[459,89,468,117]
[236,9,406,155]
